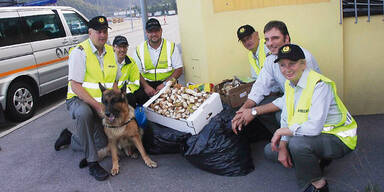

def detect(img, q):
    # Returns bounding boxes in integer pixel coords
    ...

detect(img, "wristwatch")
[251,107,258,116]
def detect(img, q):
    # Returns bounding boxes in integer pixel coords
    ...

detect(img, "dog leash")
[103,117,136,129]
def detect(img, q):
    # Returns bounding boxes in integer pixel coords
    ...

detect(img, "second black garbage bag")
[183,106,255,176]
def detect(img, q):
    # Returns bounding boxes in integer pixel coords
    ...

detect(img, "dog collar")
[103,117,136,129]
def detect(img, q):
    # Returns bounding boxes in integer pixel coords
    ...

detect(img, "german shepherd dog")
[98,82,157,175]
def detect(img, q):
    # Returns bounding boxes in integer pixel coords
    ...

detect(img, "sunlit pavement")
[109,15,181,56]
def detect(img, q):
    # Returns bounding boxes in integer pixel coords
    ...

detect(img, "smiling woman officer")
[264,44,358,192]
[112,35,140,108]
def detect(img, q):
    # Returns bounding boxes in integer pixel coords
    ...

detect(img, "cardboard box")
[143,85,223,135]
[215,79,254,108]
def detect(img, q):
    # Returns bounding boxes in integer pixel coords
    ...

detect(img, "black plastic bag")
[143,121,191,154]
[183,106,255,176]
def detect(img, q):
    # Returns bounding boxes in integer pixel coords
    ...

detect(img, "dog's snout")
[105,111,112,117]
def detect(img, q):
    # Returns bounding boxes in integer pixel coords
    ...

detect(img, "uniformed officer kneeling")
[54,16,117,181]
[264,44,357,192]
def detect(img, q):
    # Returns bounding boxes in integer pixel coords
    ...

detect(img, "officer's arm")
[71,80,103,114]
[165,67,183,82]
[239,99,257,111]
[139,74,156,96]
[139,75,151,89]
[253,102,280,115]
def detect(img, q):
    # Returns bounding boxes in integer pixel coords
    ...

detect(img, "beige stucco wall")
[343,16,384,115]
[176,0,383,115]
[177,0,343,93]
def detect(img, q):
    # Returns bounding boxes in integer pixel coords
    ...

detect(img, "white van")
[0,6,88,122]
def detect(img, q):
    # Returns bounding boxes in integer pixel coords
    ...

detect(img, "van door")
[19,9,70,96]
[0,11,36,111]
[60,10,88,46]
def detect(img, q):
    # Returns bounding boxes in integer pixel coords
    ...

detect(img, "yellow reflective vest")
[285,70,357,150]
[136,39,175,81]
[67,39,117,102]
[248,39,266,76]
[118,55,140,94]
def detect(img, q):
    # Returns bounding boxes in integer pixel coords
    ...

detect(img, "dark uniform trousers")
[242,95,282,142]
[66,97,107,162]
[264,134,351,190]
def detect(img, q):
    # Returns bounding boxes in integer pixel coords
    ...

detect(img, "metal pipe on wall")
[367,0,370,22]
[340,0,343,24]
[354,0,358,23]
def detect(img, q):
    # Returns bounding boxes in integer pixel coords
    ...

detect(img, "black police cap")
[113,35,128,46]
[237,25,255,41]
[274,44,305,63]
[88,16,111,30]
[145,18,161,31]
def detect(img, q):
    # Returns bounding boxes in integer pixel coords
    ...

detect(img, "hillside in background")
[56,0,100,19]
[18,0,177,19]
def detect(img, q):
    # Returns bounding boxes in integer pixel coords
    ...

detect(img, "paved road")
[0,87,67,133]
[0,15,181,135]
[109,15,181,56]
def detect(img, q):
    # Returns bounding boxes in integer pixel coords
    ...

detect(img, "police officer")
[54,16,117,181]
[232,20,321,137]
[237,24,269,80]
[134,18,183,102]
[112,35,140,108]
[264,44,356,192]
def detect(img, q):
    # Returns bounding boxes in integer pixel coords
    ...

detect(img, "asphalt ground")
[0,103,383,192]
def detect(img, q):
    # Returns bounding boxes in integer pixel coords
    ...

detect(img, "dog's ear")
[112,81,119,91]
[99,82,106,93]
[120,81,127,94]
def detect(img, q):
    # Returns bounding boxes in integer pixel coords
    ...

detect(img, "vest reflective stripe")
[118,55,140,94]
[67,39,117,101]
[136,39,175,81]
[117,80,140,94]
[248,39,266,76]
[285,70,357,150]
[118,80,140,87]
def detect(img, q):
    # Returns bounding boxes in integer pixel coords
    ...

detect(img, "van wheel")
[6,82,37,122]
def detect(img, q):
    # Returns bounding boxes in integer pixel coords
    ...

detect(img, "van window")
[24,13,65,41]
[0,17,29,47]
[63,12,88,36]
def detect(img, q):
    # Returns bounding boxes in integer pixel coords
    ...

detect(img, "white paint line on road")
[0,100,65,138]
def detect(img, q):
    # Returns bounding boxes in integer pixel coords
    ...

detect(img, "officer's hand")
[144,86,156,96]
[156,83,165,92]
[95,103,105,118]
[231,118,243,135]
[235,107,246,114]
[231,113,243,134]
[241,108,255,126]
[278,146,293,168]
[271,129,282,152]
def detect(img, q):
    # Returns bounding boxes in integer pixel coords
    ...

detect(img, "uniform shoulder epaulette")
[77,45,84,51]
[266,52,272,57]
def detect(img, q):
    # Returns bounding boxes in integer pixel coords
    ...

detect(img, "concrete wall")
[343,16,384,115]
[176,0,383,115]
